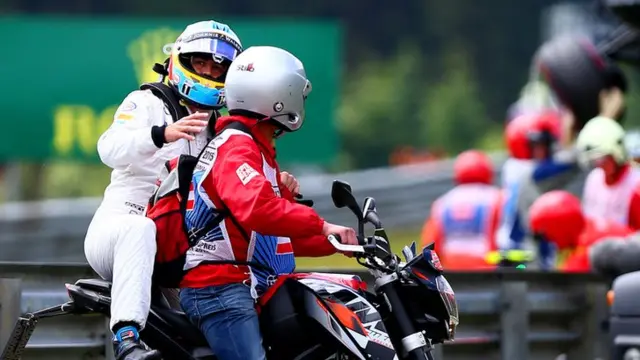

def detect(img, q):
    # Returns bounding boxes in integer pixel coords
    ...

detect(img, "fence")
[0,262,610,360]
[0,153,588,263]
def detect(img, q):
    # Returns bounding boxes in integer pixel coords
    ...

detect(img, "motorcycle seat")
[151,306,209,347]
[75,278,112,293]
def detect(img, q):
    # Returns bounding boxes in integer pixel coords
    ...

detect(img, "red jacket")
[181,115,335,289]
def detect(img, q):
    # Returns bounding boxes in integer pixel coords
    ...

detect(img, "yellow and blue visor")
[170,53,226,109]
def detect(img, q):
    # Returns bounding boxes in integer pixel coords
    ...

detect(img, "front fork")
[375,272,434,360]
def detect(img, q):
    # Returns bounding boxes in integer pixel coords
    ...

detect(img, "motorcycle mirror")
[331,180,363,221]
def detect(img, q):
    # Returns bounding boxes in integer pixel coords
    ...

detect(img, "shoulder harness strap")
[140,82,189,123]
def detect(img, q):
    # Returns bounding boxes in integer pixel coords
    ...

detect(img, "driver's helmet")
[529,190,585,249]
[624,129,640,161]
[576,116,627,167]
[453,150,493,185]
[167,20,243,109]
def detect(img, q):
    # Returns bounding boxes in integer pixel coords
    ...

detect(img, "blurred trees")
[338,43,497,169]
[4,0,556,155]
[0,0,586,199]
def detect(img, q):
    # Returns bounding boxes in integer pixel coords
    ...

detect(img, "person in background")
[496,109,580,269]
[421,150,502,270]
[529,190,633,272]
[576,116,640,230]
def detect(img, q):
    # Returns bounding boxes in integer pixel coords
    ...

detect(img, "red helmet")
[529,190,585,248]
[505,110,562,159]
[453,150,493,185]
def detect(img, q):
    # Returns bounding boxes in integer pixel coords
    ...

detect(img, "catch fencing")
[0,262,610,360]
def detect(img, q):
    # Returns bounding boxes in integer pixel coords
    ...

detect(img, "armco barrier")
[0,263,610,360]
[0,152,589,264]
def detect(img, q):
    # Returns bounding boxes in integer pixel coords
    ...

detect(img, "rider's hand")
[164,112,209,143]
[322,222,358,245]
[280,171,300,196]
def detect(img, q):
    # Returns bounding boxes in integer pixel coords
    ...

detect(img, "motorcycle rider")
[576,116,640,230]
[178,45,358,360]
[421,150,503,270]
[83,20,243,360]
[529,190,633,272]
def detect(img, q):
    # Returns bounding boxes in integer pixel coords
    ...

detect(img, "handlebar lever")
[294,193,314,207]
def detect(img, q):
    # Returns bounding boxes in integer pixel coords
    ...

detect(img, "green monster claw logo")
[52,27,182,158]
[127,27,181,85]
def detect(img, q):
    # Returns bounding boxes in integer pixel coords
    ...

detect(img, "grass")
[296,228,423,270]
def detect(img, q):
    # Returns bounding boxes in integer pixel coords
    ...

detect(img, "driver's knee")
[115,215,157,254]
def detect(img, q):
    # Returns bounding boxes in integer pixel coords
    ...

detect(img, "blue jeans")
[180,284,266,360]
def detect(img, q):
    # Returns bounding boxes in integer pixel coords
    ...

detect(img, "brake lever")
[294,193,314,207]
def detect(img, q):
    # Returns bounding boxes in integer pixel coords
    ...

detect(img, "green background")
[0,16,341,166]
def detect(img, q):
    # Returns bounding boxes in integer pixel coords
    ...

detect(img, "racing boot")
[113,325,162,360]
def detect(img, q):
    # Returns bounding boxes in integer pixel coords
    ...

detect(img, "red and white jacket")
[180,115,335,295]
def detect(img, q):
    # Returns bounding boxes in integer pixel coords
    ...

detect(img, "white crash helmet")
[576,116,627,166]
[224,46,312,133]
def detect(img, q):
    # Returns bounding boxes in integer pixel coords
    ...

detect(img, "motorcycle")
[1,180,459,360]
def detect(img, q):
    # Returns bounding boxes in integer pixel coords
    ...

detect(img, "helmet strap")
[152,58,170,82]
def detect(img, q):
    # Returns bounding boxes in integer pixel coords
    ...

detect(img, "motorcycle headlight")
[436,276,459,329]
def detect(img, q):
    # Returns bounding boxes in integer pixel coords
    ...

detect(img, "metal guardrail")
[0,151,590,264]
[0,263,610,360]
[0,154,509,263]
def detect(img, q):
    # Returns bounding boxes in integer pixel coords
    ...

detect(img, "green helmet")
[576,116,627,165]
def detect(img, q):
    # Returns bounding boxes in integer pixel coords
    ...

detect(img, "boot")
[113,325,162,360]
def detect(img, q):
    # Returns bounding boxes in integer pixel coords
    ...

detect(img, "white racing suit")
[84,89,209,330]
